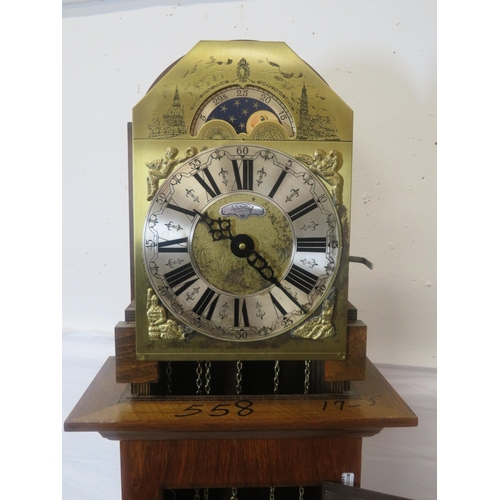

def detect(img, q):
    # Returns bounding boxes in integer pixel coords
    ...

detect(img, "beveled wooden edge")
[64,357,417,441]
[105,429,382,441]
[324,321,366,382]
[115,321,159,384]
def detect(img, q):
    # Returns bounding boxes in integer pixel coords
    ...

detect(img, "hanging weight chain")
[270,486,275,500]
[304,360,311,395]
[204,361,211,395]
[299,486,305,499]
[194,488,200,500]
[196,361,203,395]
[204,489,209,500]
[274,361,280,395]
[166,362,173,396]
[230,487,238,500]
[236,361,242,395]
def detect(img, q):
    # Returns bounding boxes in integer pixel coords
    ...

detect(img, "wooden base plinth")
[65,357,416,499]
[121,438,361,499]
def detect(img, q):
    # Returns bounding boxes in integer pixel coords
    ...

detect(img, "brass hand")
[245,250,308,314]
[196,210,307,314]
[194,210,233,241]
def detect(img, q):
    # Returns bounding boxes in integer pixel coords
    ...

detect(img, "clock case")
[130,41,355,362]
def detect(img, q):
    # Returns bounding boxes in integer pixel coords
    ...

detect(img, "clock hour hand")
[195,210,233,242]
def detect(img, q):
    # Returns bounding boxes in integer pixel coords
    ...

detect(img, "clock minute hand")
[245,249,308,314]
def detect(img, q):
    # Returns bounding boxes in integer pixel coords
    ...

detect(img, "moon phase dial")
[191,85,296,139]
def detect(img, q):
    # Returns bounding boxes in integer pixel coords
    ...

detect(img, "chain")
[194,489,200,500]
[270,487,275,500]
[236,361,242,395]
[196,361,203,395]
[299,486,305,499]
[273,361,280,395]
[204,489,209,500]
[304,360,311,395]
[205,361,211,395]
[166,362,173,396]
[230,487,238,500]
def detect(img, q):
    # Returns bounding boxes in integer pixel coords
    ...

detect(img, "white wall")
[62,0,436,368]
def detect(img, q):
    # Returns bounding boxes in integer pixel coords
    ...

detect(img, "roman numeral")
[164,262,197,289]
[234,298,249,327]
[269,292,287,317]
[192,287,219,319]
[296,237,327,253]
[174,278,198,297]
[166,203,197,218]
[157,237,188,253]
[232,159,253,190]
[287,198,318,221]
[193,169,221,199]
[284,264,318,295]
[268,170,287,199]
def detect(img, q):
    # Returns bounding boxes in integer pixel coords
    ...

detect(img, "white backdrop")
[62,0,437,369]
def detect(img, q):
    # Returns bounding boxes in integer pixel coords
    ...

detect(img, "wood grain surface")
[120,438,362,499]
[65,357,417,441]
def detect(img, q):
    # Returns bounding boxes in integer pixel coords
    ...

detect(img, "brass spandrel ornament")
[132,41,353,361]
[291,289,336,340]
[146,146,198,201]
[146,288,188,341]
[296,149,344,205]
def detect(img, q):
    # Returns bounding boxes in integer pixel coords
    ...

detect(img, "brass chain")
[299,486,305,499]
[274,361,280,395]
[205,361,211,395]
[196,361,203,395]
[204,489,209,500]
[236,361,242,395]
[304,360,311,395]
[230,487,238,500]
[270,486,275,500]
[194,489,200,500]
[166,362,173,396]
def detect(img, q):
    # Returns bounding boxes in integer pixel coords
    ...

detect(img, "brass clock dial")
[143,144,340,342]
[133,40,353,360]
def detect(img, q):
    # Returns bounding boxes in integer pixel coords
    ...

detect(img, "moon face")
[246,110,280,134]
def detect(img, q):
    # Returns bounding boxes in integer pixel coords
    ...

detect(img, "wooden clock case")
[65,41,417,500]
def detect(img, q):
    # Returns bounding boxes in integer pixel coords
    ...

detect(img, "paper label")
[341,472,355,487]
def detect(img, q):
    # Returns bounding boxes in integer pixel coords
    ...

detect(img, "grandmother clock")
[65,41,417,500]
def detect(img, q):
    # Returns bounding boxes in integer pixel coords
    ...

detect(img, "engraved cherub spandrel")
[291,293,336,340]
[296,149,344,205]
[146,288,187,340]
[146,146,197,201]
